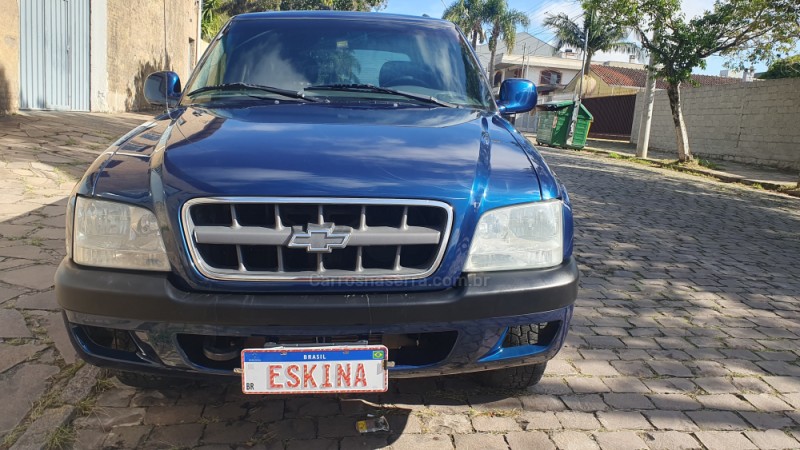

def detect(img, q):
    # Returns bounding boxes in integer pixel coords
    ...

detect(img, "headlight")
[72,197,170,271]
[464,200,563,272]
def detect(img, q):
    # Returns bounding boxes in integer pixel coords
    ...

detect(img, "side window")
[190,40,226,90]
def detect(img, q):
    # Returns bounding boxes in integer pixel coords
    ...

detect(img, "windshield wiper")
[186,83,317,102]
[305,84,458,108]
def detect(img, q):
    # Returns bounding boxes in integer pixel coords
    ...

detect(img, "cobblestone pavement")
[1,112,800,449]
[0,112,152,449]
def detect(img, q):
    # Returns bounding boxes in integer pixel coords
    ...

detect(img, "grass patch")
[28,387,63,421]
[412,407,440,419]
[94,373,117,393]
[75,396,96,416]
[50,166,77,183]
[2,425,26,447]
[627,158,658,168]
[45,425,75,450]
[596,150,659,168]
[0,378,74,447]
[696,158,720,170]
[750,183,765,190]
[661,161,719,179]
[469,407,521,418]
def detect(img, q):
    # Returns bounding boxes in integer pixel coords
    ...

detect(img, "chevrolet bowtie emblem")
[287,223,352,253]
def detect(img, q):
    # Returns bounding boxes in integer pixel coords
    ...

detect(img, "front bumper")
[56,257,579,378]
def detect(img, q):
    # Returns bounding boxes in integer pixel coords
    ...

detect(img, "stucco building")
[474,32,583,95]
[0,0,201,114]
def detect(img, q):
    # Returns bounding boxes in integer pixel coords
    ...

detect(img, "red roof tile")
[591,64,744,89]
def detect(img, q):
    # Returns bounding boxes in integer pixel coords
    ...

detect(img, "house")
[562,63,745,98]
[474,33,583,94]
[0,0,201,114]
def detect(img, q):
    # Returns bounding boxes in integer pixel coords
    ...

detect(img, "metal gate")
[514,111,539,133]
[20,0,90,111]
[582,94,636,140]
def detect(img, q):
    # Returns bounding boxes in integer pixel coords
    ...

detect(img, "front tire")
[477,362,547,390]
[476,325,549,389]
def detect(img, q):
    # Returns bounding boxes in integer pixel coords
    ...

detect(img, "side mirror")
[144,71,182,107]
[497,78,538,114]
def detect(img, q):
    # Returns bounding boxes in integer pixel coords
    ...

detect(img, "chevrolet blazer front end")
[56,11,578,392]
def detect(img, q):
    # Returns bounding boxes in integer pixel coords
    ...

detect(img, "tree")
[484,0,530,80]
[202,0,388,39]
[202,0,229,40]
[589,0,800,162]
[219,0,386,15]
[442,0,487,49]
[543,11,640,75]
[759,55,800,79]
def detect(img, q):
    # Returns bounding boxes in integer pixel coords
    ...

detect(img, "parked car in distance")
[56,11,578,393]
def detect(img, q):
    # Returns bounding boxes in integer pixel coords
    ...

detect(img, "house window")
[540,70,562,85]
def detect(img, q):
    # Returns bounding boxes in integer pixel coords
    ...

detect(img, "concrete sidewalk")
[527,135,800,194]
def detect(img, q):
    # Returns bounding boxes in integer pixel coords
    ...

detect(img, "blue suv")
[56,11,577,393]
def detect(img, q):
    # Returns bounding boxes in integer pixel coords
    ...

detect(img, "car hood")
[93,104,551,208]
[158,104,543,206]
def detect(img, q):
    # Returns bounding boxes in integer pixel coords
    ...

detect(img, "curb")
[576,146,800,198]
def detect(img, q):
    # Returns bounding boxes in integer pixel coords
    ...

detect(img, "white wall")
[631,78,800,170]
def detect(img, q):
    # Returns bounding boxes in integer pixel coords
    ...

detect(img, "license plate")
[240,345,388,394]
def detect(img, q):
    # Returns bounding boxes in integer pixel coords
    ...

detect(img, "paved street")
[1,112,799,449]
[0,112,152,449]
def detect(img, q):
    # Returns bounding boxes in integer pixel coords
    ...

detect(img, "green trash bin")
[535,101,593,149]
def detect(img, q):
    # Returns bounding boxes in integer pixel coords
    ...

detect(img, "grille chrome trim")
[193,225,441,247]
[181,197,453,282]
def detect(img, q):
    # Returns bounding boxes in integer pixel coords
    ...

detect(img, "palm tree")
[543,10,641,75]
[484,0,530,81]
[442,0,487,49]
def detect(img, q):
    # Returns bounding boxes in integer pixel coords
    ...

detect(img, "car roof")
[232,10,453,27]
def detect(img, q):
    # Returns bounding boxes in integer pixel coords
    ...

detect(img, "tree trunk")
[576,52,593,97]
[471,32,478,49]
[666,82,692,162]
[488,45,497,82]
[583,52,593,79]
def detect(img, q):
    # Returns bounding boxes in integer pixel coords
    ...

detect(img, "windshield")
[183,16,494,109]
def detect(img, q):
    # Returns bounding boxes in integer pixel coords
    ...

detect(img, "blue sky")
[382,0,774,76]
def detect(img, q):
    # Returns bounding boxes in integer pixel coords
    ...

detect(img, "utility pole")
[636,52,656,158]
[566,8,592,147]
[521,43,527,79]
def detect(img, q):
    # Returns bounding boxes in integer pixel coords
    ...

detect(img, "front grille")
[182,197,453,281]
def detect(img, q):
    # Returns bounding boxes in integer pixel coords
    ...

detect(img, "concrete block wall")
[631,78,800,170]
[0,0,20,114]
